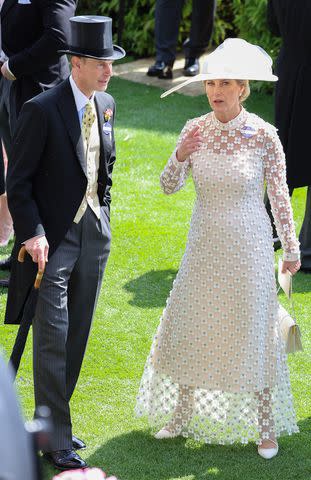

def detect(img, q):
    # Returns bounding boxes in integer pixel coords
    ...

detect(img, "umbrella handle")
[18,246,45,289]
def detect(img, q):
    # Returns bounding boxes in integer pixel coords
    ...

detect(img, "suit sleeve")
[104,100,116,208]
[8,0,76,78]
[267,0,281,36]
[7,101,46,242]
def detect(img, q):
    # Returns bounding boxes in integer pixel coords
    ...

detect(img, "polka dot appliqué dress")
[135,108,300,445]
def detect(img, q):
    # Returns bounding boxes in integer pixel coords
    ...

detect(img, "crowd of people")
[0,0,309,475]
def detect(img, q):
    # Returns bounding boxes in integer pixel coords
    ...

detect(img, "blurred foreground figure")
[53,467,118,480]
[0,354,37,480]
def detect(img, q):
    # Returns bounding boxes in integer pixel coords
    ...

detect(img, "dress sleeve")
[160,121,192,194]
[263,128,300,261]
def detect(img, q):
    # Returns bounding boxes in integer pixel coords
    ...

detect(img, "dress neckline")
[211,107,248,131]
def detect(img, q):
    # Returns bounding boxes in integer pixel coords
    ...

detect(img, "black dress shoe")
[147,61,173,79]
[72,435,86,450]
[0,277,9,288]
[183,58,199,77]
[0,255,11,271]
[43,449,87,470]
[300,266,311,274]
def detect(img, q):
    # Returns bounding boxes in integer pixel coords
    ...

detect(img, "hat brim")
[58,44,126,61]
[160,72,278,98]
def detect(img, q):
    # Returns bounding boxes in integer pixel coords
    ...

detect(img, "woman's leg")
[257,388,277,448]
[162,384,194,434]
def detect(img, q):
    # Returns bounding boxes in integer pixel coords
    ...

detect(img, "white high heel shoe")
[258,440,279,459]
[154,428,178,439]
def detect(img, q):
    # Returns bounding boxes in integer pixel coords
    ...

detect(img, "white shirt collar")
[69,75,95,113]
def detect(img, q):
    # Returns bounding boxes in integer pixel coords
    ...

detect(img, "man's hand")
[176,126,203,162]
[1,62,16,81]
[24,235,49,272]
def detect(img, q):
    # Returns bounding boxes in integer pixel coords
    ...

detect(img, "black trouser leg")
[299,186,311,269]
[155,0,184,65]
[184,0,216,58]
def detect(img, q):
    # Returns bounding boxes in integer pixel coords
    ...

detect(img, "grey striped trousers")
[32,206,111,451]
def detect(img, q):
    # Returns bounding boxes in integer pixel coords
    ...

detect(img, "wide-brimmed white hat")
[161,38,278,98]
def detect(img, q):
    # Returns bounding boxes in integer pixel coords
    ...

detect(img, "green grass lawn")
[0,78,310,480]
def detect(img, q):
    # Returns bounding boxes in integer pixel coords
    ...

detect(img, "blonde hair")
[237,79,250,103]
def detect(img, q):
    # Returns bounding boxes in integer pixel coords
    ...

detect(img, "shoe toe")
[183,59,199,77]
[257,445,279,459]
[154,428,176,439]
[147,62,173,79]
[72,435,86,450]
[44,449,87,470]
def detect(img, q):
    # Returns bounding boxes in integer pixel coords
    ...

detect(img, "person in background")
[0,0,77,282]
[266,0,311,272]
[147,0,216,79]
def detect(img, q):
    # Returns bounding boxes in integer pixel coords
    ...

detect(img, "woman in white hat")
[136,39,300,458]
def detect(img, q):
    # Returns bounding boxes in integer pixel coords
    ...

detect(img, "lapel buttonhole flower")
[104,108,113,122]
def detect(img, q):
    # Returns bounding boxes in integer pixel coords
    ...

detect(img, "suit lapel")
[95,95,108,174]
[56,79,87,176]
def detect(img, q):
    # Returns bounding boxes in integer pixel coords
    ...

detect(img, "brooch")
[240,124,257,138]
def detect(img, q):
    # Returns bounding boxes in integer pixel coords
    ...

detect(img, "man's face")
[73,57,113,96]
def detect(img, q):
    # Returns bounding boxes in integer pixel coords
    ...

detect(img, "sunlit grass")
[0,78,310,480]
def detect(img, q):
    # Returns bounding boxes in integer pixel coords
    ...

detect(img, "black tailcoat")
[267,0,311,188]
[1,0,76,116]
[5,78,116,325]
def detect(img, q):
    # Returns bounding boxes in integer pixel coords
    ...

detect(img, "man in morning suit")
[0,0,76,282]
[266,0,311,272]
[5,16,125,470]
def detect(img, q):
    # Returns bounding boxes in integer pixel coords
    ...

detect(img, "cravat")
[82,102,96,145]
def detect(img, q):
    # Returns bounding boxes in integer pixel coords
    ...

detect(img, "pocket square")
[18,0,32,4]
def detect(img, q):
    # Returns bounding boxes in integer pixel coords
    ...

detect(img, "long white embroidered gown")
[135,108,300,444]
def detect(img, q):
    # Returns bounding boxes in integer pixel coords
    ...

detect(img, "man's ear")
[71,55,81,70]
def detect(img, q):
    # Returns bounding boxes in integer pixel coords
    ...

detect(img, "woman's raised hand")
[176,126,203,162]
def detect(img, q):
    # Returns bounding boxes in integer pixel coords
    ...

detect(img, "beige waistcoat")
[74,110,101,223]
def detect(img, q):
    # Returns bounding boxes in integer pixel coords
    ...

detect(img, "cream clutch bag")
[278,259,303,354]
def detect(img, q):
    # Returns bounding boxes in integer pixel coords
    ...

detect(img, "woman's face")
[205,79,244,121]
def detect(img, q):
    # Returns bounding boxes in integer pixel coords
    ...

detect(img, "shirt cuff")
[5,61,16,80]
[0,51,8,63]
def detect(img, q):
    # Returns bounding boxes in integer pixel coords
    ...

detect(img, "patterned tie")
[82,102,96,145]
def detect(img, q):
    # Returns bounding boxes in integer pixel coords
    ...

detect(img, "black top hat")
[59,15,126,60]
